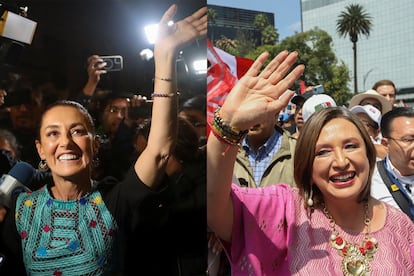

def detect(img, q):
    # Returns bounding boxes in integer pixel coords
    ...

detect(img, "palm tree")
[215,35,237,53]
[336,4,372,93]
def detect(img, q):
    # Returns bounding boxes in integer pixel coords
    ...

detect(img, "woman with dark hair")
[0,4,206,275]
[207,50,414,275]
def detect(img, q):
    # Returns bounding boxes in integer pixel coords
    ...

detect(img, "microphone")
[0,161,33,208]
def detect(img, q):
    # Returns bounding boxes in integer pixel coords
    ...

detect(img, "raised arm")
[207,51,304,241]
[82,55,107,97]
[135,4,207,187]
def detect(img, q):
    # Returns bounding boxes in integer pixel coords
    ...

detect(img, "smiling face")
[312,118,370,203]
[36,105,96,181]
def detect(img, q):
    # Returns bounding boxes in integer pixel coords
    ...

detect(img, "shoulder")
[17,185,47,203]
[231,183,299,201]
[374,199,414,232]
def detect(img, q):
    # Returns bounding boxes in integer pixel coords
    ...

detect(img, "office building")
[208,4,274,47]
[301,0,414,105]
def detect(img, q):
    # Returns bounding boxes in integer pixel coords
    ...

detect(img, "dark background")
[1,0,206,99]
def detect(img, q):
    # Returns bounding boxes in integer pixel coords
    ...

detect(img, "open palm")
[156,5,207,53]
[221,51,305,131]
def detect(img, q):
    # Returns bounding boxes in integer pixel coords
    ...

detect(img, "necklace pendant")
[341,244,370,276]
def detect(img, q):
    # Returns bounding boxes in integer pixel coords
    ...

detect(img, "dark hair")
[174,117,200,163]
[38,100,95,139]
[372,79,396,93]
[180,94,206,114]
[381,107,414,138]
[294,107,376,208]
[0,128,21,159]
[133,117,199,163]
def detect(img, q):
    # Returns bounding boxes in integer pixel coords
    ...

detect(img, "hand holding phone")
[99,55,123,72]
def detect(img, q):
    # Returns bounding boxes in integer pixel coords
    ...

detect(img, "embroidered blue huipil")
[15,186,118,275]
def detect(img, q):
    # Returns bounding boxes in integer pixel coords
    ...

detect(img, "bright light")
[144,20,174,44]
[144,24,158,44]
[140,48,154,61]
[193,59,207,74]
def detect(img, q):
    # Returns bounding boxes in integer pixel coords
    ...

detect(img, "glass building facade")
[301,0,414,105]
[208,4,274,47]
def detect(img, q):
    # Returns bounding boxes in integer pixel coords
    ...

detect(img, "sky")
[207,0,302,40]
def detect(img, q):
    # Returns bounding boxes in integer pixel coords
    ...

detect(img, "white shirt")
[371,157,414,210]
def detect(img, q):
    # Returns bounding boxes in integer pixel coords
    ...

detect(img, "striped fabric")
[226,184,414,275]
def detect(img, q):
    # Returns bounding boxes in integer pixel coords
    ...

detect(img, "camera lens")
[104,59,113,70]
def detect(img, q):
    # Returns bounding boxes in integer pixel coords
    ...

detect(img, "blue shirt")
[242,129,282,187]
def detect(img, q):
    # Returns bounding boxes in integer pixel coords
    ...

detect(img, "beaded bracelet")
[151,92,180,98]
[211,106,248,145]
[210,123,241,146]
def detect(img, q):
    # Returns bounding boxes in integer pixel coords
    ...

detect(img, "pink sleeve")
[225,183,295,274]
[411,244,414,263]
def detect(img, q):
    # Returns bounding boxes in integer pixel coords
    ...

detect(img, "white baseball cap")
[302,94,337,122]
[349,104,382,126]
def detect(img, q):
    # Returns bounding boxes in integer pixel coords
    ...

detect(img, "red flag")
[206,40,254,130]
[299,80,306,94]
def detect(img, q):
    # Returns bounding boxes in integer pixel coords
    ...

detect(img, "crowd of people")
[0,4,413,275]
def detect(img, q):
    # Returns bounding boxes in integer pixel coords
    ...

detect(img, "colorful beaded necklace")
[323,202,378,276]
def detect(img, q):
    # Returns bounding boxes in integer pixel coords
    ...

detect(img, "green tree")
[207,8,217,43]
[253,13,269,32]
[233,30,256,57]
[262,25,278,45]
[244,28,352,106]
[254,13,279,46]
[336,4,373,94]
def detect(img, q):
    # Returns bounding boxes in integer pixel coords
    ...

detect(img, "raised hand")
[155,4,207,55]
[219,51,305,132]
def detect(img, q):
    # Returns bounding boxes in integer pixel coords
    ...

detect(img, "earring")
[307,186,314,207]
[38,159,49,172]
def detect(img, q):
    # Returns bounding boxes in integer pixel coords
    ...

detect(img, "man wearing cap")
[349,104,387,159]
[371,107,414,221]
[348,89,392,115]
[289,90,315,138]
[301,94,337,122]
[348,89,392,155]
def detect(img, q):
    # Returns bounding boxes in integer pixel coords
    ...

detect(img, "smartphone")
[100,55,123,72]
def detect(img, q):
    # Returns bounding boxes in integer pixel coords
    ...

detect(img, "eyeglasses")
[385,136,414,146]
[108,106,127,115]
